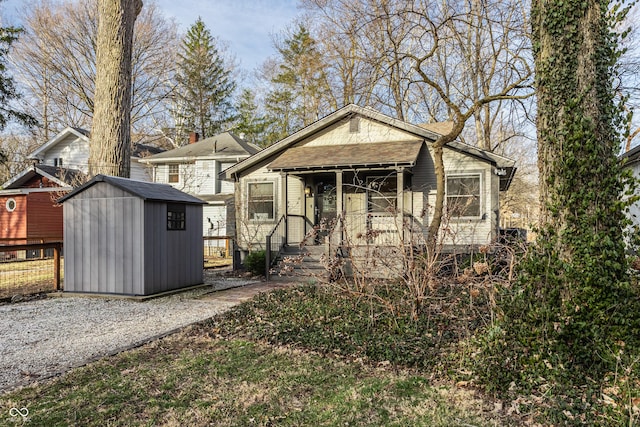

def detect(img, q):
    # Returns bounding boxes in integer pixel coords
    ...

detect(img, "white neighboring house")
[0,127,163,245]
[139,132,260,247]
[21,127,161,181]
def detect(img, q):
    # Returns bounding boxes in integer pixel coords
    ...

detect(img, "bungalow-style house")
[139,132,260,250]
[0,127,162,245]
[620,144,640,236]
[222,104,516,273]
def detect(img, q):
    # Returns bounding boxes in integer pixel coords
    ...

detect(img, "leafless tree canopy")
[11,0,178,142]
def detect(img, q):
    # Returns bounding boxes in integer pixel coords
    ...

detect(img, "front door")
[314,177,337,241]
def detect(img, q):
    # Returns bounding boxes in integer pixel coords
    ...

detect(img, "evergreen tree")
[263,24,331,145]
[174,17,235,142]
[233,89,268,146]
[0,20,35,131]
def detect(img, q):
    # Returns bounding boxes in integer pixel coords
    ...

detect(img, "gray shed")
[59,174,205,296]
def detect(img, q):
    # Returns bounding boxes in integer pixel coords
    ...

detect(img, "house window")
[168,164,180,183]
[54,158,63,167]
[167,203,186,230]
[5,198,16,212]
[367,176,396,213]
[446,174,481,218]
[248,182,274,220]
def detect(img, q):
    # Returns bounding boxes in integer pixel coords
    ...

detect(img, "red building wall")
[0,194,28,244]
[26,192,64,241]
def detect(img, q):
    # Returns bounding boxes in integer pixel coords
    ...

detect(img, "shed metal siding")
[143,202,203,293]
[64,196,145,294]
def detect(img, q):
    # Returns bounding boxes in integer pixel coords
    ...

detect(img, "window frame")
[167,203,186,230]
[366,175,397,214]
[247,181,276,221]
[445,173,483,219]
[168,164,180,183]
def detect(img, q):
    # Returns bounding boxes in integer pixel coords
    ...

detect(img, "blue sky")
[1,0,301,71]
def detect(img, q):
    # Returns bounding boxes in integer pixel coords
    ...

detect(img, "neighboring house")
[139,132,260,246]
[222,104,516,271]
[0,126,163,245]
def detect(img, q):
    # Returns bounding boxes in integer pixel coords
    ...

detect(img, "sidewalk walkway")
[199,279,300,303]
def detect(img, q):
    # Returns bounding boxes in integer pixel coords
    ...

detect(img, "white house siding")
[220,162,236,193]
[203,204,227,250]
[194,160,216,195]
[302,116,421,147]
[237,165,282,251]
[42,133,90,173]
[130,160,153,182]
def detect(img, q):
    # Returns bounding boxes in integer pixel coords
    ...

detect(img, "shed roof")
[268,140,423,172]
[58,174,206,204]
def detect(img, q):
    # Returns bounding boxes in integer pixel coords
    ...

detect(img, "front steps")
[272,244,326,278]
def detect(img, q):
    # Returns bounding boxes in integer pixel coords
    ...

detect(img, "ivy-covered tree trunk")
[89,0,142,177]
[511,0,638,374]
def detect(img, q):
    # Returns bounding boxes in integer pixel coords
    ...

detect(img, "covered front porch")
[264,140,426,277]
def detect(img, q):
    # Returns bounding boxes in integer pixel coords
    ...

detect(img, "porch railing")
[265,215,287,280]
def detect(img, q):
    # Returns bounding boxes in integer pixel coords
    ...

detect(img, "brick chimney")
[189,132,199,144]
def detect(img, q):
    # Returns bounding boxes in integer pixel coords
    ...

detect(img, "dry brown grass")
[0,258,64,298]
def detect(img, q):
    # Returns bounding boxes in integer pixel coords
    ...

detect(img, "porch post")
[397,168,404,243]
[336,170,343,246]
[283,173,288,246]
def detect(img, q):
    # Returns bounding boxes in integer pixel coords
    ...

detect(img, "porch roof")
[267,140,423,172]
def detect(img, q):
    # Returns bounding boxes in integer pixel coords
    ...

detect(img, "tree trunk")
[534,0,624,264]
[89,0,142,177]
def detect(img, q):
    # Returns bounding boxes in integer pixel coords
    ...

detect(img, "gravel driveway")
[0,276,259,394]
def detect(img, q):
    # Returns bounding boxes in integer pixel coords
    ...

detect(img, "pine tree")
[263,25,331,144]
[174,17,235,143]
[0,20,35,131]
[233,89,268,146]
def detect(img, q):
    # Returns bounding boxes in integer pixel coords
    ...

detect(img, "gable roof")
[29,127,89,159]
[223,104,515,180]
[57,174,206,204]
[140,132,260,163]
[269,140,424,171]
[2,165,86,189]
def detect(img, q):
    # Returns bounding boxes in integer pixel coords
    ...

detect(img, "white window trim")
[246,180,277,222]
[366,175,397,215]
[445,172,484,220]
[168,164,180,184]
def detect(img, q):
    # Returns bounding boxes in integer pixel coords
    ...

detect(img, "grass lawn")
[0,258,63,298]
[2,327,509,426]
[0,283,523,426]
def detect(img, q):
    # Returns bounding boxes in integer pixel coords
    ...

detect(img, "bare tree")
[301,0,534,252]
[11,0,177,142]
[89,0,142,177]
